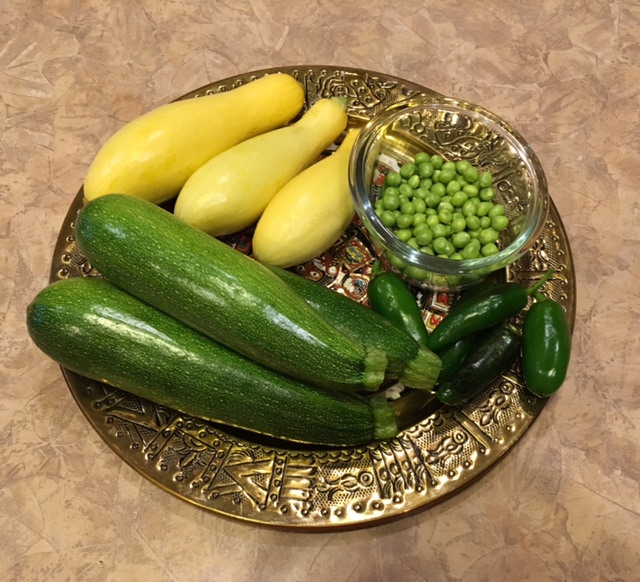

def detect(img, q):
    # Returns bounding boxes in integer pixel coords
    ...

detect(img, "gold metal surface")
[50,65,575,528]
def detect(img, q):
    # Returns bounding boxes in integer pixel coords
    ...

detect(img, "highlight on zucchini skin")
[73,194,388,393]
[26,277,398,447]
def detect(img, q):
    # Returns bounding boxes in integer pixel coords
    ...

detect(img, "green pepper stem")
[370,260,383,279]
[526,269,555,296]
[533,290,547,303]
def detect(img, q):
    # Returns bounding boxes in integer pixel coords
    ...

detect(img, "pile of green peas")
[374,152,510,263]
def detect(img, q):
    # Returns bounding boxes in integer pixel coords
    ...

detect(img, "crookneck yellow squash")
[252,128,360,268]
[83,73,305,204]
[173,97,349,236]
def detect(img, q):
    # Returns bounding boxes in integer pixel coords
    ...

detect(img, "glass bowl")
[349,96,549,291]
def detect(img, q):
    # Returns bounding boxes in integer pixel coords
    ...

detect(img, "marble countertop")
[2,1,639,580]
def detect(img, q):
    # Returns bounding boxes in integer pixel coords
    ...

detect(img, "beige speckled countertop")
[2,1,639,580]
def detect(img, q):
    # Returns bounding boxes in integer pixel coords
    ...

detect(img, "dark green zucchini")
[26,278,398,446]
[74,194,387,392]
[269,266,441,390]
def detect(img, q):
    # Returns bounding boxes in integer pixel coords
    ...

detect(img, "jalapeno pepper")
[367,270,430,347]
[427,282,528,351]
[522,293,572,397]
[434,331,482,383]
[436,323,522,405]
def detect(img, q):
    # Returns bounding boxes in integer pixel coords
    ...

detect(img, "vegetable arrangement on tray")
[26,73,572,447]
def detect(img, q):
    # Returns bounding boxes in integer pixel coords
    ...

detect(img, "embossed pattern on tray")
[50,66,575,528]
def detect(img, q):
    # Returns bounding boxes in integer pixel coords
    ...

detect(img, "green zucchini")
[74,194,387,392]
[26,278,398,446]
[268,266,441,391]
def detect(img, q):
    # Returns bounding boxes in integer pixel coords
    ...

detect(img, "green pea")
[463,166,479,183]
[460,240,481,259]
[442,161,456,172]
[430,182,446,198]
[383,186,399,198]
[488,203,505,218]
[462,199,477,217]
[400,163,417,178]
[492,215,510,231]
[446,180,461,195]
[452,231,471,248]
[479,228,499,245]
[375,206,384,218]
[412,212,427,227]
[438,201,454,213]
[463,184,479,197]
[438,209,453,225]
[480,216,492,229]
[413,198,427,214]
[380,210,396,227]
[450,252,463,260]
[396,228,413,242]
[451,191,468,207]
[397,213,414,229]
[426,214,441,228]
[388,253,408,270]
[424,192,440,209]
[455,160,472,174]
[476,201,493,217]
[419,178,433,190]
[430,155,443,169]
[398,194,409,205]
[407,237,420,249]
[451,217,467,233]
[421,245,435,256]
[414,152,430,165]
[433,236,452,256]
[425,208,438,216]
[385,172,402,187]
[382,193,399,210]
[438,168,456,184]
[413,220,430,233]
[408,174,421,189]
[405,265,430,280]
[452,211,465,221]
[478,171,493,188]
[441,195,452,204]
[431,223,448,239]
[479,187,495,201]
[418,162,434,178]
[432,169,441,183]
[400,201,415,215]
[481,242,499,256]
[399,183,414,198]
[465,215,481,231]
[415,228,433,246]
[468,229,481,239]
[413,187,428,200]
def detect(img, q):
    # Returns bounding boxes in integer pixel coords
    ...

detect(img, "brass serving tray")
[50,66,575,528]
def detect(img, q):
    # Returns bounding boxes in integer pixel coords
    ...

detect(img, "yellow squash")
[252,129,360,268]
[174,97,348,236]
[84,73,305,204]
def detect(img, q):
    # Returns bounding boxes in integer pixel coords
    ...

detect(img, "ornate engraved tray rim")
[50,65,576,529]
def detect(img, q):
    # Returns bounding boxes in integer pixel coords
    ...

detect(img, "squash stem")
[362,347,388,390]
[370,398,398,440]
[398,347,442,391]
